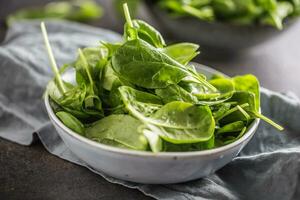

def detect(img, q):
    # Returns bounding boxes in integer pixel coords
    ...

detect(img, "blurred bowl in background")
[144,2,299,55]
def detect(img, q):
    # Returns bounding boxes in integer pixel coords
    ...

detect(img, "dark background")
[1,0,300,199]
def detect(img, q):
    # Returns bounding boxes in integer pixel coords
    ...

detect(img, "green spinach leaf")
[56,111,85,135]
[85,114,148,150]
[112,38,188,89]
[162,43,199,65]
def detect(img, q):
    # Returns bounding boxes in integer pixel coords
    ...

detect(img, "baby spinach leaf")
[162,43,200,65]
[209,77,235,94]
[217,102,251,125]
[119,86,163,118]
[229,91,257,112]
[85,114,148,150]
[216,126,247,146]
[56,111,85,135]
[121,98,215,143]
[76,49,105,117]
[75,47,107,83]
[216,121,245,135]
[102,63,118,91]
[155,84,198,104]
[101,42,122,58]
[119,86,162,105]
[189,77,235,104]
[224,127,247,145]
[144,122,214,144]
[179,79,206,94]
[108,79,123,108]
[46,77,86,115]
[177,79,230,105]
[58,84,86,110]
[212,102,232,120]
[162,135,215,152]
[150,102,214,129]
[112,38,188,88]
[47,77,103,120]
[125,19,166,48]
[119,84,215,144]
[233,74,260,111]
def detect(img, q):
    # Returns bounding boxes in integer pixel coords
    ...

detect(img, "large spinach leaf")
[85,115,148,150]
[119,86,215,144]
[112,38,188,89]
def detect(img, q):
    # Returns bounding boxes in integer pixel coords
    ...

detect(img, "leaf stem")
[215,103,249,121]
[251,111,284,131]
[78,48,94,87]
[194,75,217,92]
[123,3,133,28]
[187,69,217,92]
[41,22,66,93]
[237,105,250,120]
[99,48,104,59]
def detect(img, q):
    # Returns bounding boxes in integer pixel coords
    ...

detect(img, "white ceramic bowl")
[45,63,260,184]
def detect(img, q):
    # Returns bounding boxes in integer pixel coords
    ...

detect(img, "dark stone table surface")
[1,0,300,200]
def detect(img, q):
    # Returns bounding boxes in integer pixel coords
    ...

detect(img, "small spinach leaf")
[216,121,245,135]
[56,111,85,135]
[127,19,166,48]
[163,135,215,152]
[162,43,199,65]
[233,74,260,111]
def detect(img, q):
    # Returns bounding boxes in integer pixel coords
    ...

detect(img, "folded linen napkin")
[0,21,299,200]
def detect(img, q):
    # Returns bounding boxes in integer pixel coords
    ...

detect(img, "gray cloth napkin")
[1,21,300,200]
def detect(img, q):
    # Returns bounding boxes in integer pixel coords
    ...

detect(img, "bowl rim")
[45,64,260,158]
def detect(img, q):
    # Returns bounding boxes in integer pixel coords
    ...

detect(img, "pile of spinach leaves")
[156,0,300,29]
[7,0,103,26]
[42,3,283,153]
